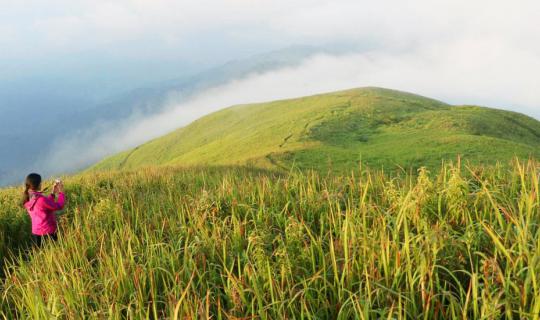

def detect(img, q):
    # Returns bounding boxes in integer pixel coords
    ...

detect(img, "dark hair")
[22,173,42,206]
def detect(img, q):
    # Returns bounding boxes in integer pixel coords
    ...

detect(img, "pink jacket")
[24,191,65,236]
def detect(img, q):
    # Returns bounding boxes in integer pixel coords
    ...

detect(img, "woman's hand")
[53,181,64,194]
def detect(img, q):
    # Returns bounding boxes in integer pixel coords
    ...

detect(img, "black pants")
[31,233,58,247]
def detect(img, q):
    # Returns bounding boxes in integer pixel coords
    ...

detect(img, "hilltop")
[93,87,540,172]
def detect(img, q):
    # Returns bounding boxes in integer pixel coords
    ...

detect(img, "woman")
[22,173,65,246]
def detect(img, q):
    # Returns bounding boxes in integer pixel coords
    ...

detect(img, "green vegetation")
[93,87,540,172]
[1,88,540,318]
[0,160,539,318]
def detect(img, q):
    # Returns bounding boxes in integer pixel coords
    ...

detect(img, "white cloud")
[4,0,539,58]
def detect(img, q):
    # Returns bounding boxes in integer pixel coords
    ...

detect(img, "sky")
[2,0,539,108]
[1,0,540,177]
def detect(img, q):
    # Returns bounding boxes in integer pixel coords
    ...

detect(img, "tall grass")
[0,160,538,319]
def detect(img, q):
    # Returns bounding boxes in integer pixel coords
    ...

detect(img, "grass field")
[93,87,540,173]
[0,159,539,318]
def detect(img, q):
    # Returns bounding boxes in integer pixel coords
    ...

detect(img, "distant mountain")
[93,87,540,172]
[77,45,335,121]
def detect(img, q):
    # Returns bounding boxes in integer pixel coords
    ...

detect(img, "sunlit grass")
[0,160,538,318]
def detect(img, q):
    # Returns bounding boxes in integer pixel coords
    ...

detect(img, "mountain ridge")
[92,87,540,172]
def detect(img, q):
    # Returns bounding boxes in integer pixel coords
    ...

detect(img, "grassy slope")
[2,162,540,318]
[93,87,540,172]
[3,89,540,318]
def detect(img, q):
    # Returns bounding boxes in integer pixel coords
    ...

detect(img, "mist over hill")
[3,44,540,186]
[0,46,328,186]
[2,0,540,188]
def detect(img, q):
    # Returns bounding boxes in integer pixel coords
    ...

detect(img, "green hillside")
[93,87,540,172]
[2,87,540,318]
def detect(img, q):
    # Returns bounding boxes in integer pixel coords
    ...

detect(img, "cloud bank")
[2,1,539,65]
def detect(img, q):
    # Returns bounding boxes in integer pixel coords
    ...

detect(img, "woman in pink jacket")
[22,173,65,246]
